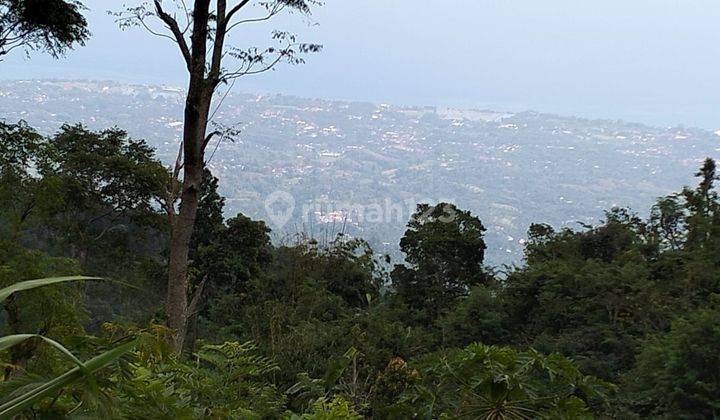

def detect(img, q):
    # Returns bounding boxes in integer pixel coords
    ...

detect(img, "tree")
[620,302,720,419]
[39,125,167,254]
[682,158,720,251]
[190,168,226,260]
[506,214,669,380]
[1,123,169,252]
[437,285,511,348]
[392,203,489,324]
[0,0,89,58]
[0,123,171,324]
[194,212,272,330]
[321,238,383,308]
[116,0,321,352]
[0,121,43,240]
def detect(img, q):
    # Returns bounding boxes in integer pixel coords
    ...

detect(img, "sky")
[3,0,720,129]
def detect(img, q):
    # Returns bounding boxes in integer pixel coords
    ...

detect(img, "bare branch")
[208,0,228,85]
[205,121,243,165]
[174,141,184,174]
[137,15,178,43]
[221,36,321,81]
[187,275,208,317]
[153,0,192,71]
[226,4,285,33]
[201,130,222,153]
[225,0,253,23]
[177,0,192,33]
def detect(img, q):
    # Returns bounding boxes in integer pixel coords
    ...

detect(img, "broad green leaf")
[0,339,136,418]
[0,276,101,302]
[0,334,84,369]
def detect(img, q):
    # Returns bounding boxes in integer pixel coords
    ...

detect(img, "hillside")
[1,79,718,264]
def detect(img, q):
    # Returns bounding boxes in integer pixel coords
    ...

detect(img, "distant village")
[2,79,718,265]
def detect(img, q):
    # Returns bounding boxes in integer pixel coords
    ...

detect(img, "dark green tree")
[437,285,511,348]
[0,121,44,240]
[34,124,169,263]
[0,123,170,324]
[197,213,272,297]
[190,168,226,259]
[505,211,669,381]
[620,301,720,419]
[0,0,89,58]
[392,203,489,324]
[682,158,720,251]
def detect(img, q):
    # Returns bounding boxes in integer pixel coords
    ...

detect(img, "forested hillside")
[2,120,719,418]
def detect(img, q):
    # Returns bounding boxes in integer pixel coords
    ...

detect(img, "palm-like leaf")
[0,334,85,369]
[0,275,134,417]
[0,276,101,302]
[0,340,136,418]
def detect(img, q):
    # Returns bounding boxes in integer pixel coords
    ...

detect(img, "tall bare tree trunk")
[165,0,212,353]
[145,0,316,353]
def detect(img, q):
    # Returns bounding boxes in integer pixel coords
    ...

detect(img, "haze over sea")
[3,0,719,129]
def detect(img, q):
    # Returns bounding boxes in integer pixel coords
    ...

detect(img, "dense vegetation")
[1,121,719,418]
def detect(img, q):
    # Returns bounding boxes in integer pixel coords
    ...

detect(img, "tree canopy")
[2,122,720,418]
[0,0,89,58]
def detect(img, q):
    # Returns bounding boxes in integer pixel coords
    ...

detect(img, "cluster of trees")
[2,121,719,418]
[1,0,719,418]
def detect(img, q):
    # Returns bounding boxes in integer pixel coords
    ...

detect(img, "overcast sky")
[3,0,719,128]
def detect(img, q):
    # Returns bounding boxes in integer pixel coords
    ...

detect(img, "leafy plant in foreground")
[392,343,613,419]
[0,277,136,418]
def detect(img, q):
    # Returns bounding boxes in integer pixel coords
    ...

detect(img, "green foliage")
[4,120,720,419]
[0,244,87,380]
[111,339,286,419]
[619,302,720,419]
[0,0,89,57]
[0,339,136,419]
[294,395,363,419]
[505,212,682,379]
[0,334,84,368]
[287,347,364,410]
[437,285,511,348]
[393,203,489,324]
[0,122,169,324]
[191,168,226,255]
[392,343,612,419]
[0,276,135,418]
[0,275,98,302]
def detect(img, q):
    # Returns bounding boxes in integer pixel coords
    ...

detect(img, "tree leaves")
[0,0,90,57]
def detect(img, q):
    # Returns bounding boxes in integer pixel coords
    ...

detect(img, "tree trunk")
[165,84,211,353]
[163,0,213,354]
[166,168,201,352]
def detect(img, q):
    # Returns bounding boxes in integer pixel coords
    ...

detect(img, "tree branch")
[208,0,228,85]
[201,130,222,153]
[226,4,285,33]
[223,52,285,80]
[225,0,253,23]
[187,275,208,318]
[154,0,192,72]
